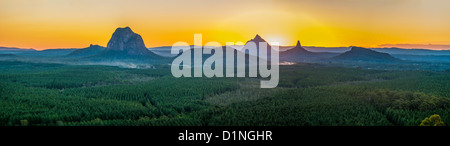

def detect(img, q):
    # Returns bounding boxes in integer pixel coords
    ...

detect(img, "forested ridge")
[0,61,449,126]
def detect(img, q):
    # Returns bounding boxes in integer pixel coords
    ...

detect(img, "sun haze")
[1,0,450,50]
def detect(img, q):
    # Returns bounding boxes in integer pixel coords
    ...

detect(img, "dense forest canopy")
[0,61,449,126]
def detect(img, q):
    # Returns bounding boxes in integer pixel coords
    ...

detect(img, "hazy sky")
[1,0,450,50]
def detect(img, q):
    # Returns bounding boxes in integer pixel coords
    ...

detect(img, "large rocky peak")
[106,27,148,55]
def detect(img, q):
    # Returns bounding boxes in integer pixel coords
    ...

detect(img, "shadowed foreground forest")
[0,61,449,126]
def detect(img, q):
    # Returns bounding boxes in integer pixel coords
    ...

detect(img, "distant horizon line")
[2,43,450,51]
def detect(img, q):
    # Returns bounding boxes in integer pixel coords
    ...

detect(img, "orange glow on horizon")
[1,0,450,50]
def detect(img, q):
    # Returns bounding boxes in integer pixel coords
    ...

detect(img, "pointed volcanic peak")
[244,34,271,48]
[282,40,312,54]
[105,26,155,56]
[248,34,268,44]
[333,46,400,62]
[279,40,336,63]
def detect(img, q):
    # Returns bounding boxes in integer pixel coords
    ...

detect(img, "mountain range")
[370,47,450,56]
[1,27,449,69]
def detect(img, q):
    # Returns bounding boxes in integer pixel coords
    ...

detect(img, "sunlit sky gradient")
[1,0,450,50]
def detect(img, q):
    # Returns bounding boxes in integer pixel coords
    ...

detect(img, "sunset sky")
[1,0,450,50]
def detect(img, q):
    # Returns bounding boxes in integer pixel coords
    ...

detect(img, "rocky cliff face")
[106,27,150,55]
[83,27,166,63]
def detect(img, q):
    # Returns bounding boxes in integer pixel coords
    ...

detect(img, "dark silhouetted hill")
[333,46,400,62]
[67,44,105,58]
[280,40,339,62]
[86,27,167,63]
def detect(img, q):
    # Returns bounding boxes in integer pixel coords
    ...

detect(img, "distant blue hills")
[1,27,450,70]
